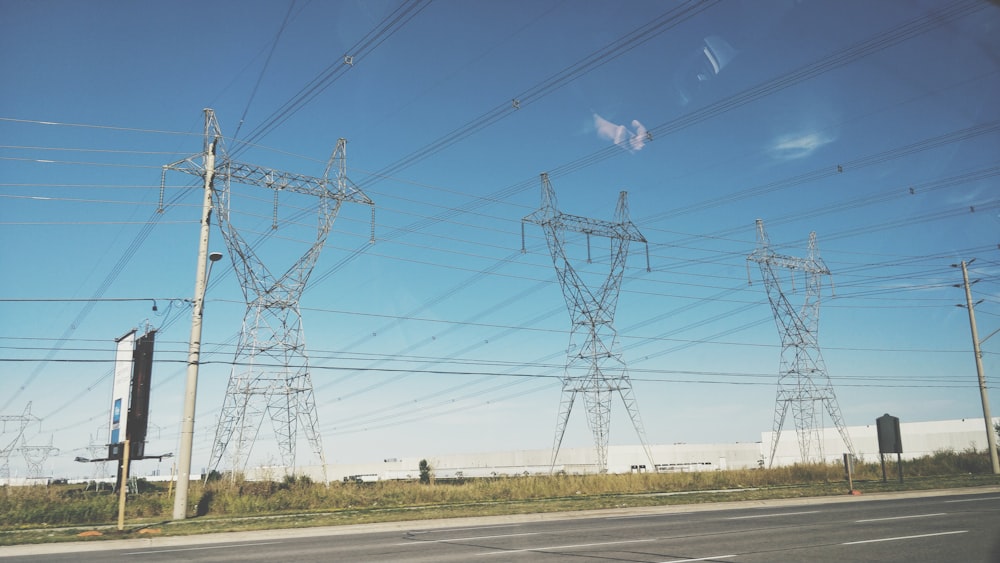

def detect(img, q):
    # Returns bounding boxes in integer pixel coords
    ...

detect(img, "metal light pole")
[172,111,221,520]
[956,259,1000,475]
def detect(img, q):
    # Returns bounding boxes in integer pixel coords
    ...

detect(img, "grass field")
[2,448,998,546]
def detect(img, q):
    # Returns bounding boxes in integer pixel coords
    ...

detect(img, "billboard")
[106,329,157,460]
[127,330,155,459]
[109,330,135,446]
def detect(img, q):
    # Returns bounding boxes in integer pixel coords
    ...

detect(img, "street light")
[952,259,1000,475]
[171,249,222,520]
[201,252,223,315]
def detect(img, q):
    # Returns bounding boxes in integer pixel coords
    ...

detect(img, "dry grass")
[2,448,996,537]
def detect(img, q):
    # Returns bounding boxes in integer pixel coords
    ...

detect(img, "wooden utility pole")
[117,439,131,531]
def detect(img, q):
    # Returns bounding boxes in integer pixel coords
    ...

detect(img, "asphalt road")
[3,489,999,562]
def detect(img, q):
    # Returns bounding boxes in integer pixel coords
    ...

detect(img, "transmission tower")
[747,219,855,466]
[1,403,36,480]
[86,426,111,481]
[21,436,59,479]
[163,110,373,479]
[522,173,654,473]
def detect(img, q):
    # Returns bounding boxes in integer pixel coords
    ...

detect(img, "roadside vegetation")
[2,448,998,546]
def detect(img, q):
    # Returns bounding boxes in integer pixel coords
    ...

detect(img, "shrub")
[419,459,432,485]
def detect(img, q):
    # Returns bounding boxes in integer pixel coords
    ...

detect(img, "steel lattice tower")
[522,173,654,473]
[20,436,58,479]
[747,219,855,466]
[163,110,373,478]
[0,403,35,480]
[86,427,111,481]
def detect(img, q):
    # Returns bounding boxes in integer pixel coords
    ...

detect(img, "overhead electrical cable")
[230,0,299,144]
[9,2,992,448]
[546,0,989,182]
[364,0,720,183]
[641,122,1000,226]
[0,1,429,410]
[304,0,990,301]
[233,0,433,151]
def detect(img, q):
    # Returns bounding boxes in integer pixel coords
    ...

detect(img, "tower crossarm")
[523,174,645,243]
[747,250,828,275]
[164,157,373,206]
[747,218,829,276]
[525,211,646,243]
[522,173,649,272]
[1,402,36,455]
[0,401,34,426]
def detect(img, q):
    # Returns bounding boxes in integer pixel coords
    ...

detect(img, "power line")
[0,117,198,136]
[0,1,429,411]
[365,0,720,184]
[230,0,300,144]
[233,0,433,150]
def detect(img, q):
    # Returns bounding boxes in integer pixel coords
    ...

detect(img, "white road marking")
[411,524,519,533]
[124,541,283,555]
[394,532,539,546]
[479,537,657,555]
[855,512,946,523]
[944,495,1000,503]
[842,530,967,545]
[656,556,738,562]
[607,513,681,520]
[725,510,820,520]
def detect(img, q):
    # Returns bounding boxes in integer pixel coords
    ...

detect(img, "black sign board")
[876,413,902,454]
[876,413,904,483]
[127,330,155,459]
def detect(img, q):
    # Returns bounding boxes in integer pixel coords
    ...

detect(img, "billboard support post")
[117,438,130,531]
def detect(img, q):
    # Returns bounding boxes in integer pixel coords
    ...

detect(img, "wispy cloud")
[769,132,833,160]
[593,113,648,152]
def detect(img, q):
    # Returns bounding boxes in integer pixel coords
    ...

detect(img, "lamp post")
[954,259,1000,475]
[172,248,222,520]
[172,121,221,520]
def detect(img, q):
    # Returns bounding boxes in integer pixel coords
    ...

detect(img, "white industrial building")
[3,416,995,486]
[251,416,999,482]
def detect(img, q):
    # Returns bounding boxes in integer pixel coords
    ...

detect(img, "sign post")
[76,328,171,528]
[843,453,857,494]
[117,438,130,531]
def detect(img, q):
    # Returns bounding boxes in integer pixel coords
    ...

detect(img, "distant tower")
[747,219,855,466]
[87,426,111,480]
[0,403,35,480]
[522,173,654,473]
[21,436,58,479]
[162,110,374,479]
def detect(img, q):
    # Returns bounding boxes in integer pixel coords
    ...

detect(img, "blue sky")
[1,0,998,478]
